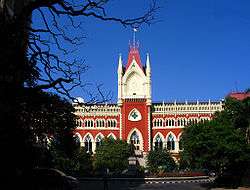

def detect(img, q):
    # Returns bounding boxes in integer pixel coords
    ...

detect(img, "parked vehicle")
[25,168,79,190]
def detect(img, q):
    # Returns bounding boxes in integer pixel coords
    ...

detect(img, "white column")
[92,141,96,153]
[175,140,179,153]
[163,140,167,150]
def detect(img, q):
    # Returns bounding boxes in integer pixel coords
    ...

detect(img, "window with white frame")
[84,135,92,153]
[96,119,105,127]
[167,134,175,151]
[76,118,82,128]
[166,119,175,127]
[95,135,103,148]
[153,118,164,127]
[107,119,117,128]
[84,119,94,127]
[154,134,163,150]
[74,135,81,147]
[130,131,140,150]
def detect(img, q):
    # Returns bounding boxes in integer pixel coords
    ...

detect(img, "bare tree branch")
[16,0,159,101]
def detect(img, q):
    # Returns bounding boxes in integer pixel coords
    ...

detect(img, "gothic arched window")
[74,135,81,147]
[95,135,103,148]
[84,135,92,153]
[167,134,175,151]
[154,135,163,150]
[130,131,140,150]
[108,134,116,141]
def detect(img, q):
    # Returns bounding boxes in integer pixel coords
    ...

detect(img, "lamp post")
[128,156,137,176]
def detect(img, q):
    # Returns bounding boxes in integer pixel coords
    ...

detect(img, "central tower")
[118,48,151,104]
[117,35,152,153]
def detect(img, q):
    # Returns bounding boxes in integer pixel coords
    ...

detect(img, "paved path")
[145,178,213,184]
[79,179,212,190]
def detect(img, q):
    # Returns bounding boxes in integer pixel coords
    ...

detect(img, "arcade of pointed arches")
[74,131,183,153]
[152,132,183,152]
[74,132,117,153]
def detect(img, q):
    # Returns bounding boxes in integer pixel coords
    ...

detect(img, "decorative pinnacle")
[118,53,123,70]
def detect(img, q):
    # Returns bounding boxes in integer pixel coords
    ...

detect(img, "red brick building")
[73,41,223,164]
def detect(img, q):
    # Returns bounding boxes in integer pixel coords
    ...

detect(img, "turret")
[117,54,123,105]
[146,53,152,105]
[146,53,151,75]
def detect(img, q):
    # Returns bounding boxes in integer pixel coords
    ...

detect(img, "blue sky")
[36,0,250,102]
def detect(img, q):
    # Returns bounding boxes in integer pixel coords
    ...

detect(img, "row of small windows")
[75,108,119,112]
[153,118,209,127]
[78,118,209,128]
[76,119,82,127]
[153,106,221,112]
[83,119,117,128]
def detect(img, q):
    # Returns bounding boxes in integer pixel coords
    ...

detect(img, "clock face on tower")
[126,72,145,97]
[128,108,142,121]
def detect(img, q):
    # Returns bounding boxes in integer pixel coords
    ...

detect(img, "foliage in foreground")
[181,96,250,187]
[0,1,158,182]
[147,149,176,173]
[6,89,78,174]
[94,139,134,174]
[52,146,93,177]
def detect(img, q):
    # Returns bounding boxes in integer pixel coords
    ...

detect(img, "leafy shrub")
[94,139,133,175]
[147,149,176,174]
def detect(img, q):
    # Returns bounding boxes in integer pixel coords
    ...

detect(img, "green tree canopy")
[181,96,250,183]
[94,138,134,174]
[147,149,176,173]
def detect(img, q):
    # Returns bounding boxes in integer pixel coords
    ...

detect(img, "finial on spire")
[133,28,137,48]
[131,28,139,49]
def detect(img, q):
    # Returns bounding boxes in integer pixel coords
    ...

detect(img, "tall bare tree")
[0,0,159,183]
[1,0,159,100]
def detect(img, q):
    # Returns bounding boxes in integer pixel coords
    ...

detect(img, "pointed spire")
[125,29,144,72]
[146,53,151,74]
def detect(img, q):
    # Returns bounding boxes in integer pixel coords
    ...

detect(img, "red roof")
[125,47,143,71]
[228,92,250,100]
